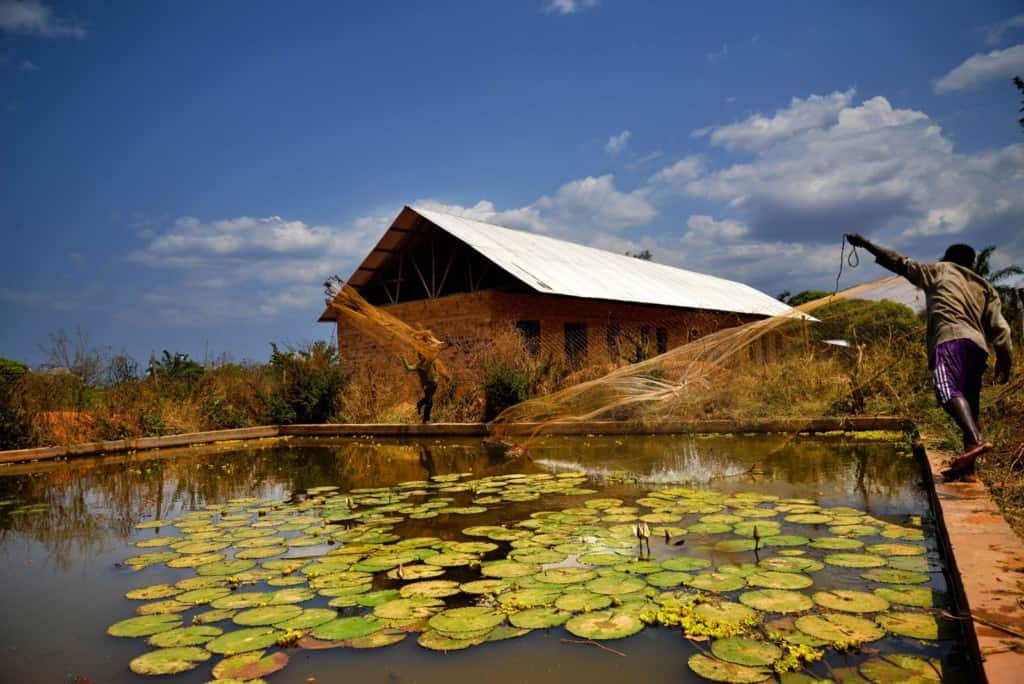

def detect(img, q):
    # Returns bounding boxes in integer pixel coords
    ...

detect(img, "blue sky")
[2,1,1023,366]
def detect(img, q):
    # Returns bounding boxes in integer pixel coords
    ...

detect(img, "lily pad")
[193,608,236,624]
[874,586,944,609]
[812,590,889,613]
[761,535,809,547]
[312,615,383,641]
[374,597,445,622]
[125,584,181,601]
[714,539,758,553]
[555,591,612,612]
[685,572,747,592]
[482,560,538,578]
[498,588,562,608]
[586,575,647,595]
[387,564,446,580]
[348,629,408,648]
[147,625,222,648]
[662,556,712,572]
[536,567,597,585]
[693,601,757,626]
[865,543,926,557]
[687,653,771,683]
[176,587,232,605]
[128,647,210,675]
[206,627,283,655]
[877,612,958,640]
[738,589,814,613]
[859,654,941,683]
[711,637,782,666]
[233,604,304,626]
[460,578,511,595]
[565,611,644,640]
[275,608,338,630]
[211,650,289,680]
[745,571,813,590]
[824,553,887,568]
[794,613,885,644]
[197,559,256,576]
[509,607,572,629]
[861,569,930,585]
[809,537,864,550]
[417,629,486,651]
[646,571,691,588]
[757,557,823,573]
[399,580,462,598]
[108,614,183,638]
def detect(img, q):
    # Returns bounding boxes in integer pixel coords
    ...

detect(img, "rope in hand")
[833,233,860,296]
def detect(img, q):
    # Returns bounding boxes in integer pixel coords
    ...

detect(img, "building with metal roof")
[321,205,794,367]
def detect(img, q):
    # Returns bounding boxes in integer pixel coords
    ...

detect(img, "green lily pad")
[275,608,338,630]
[795,613,885,644]
[662,556,712,572]
[711,637,782,666]
[108,614,183,637]
[193,608,236,624]
[423,551,478,567]
[387,564,446,580]
[809,537,864,550]
[578,551,628,566]
[714,539,758,553]
[136,600,194,615]
[125,584,181,600]
[399,580,462,598]
[861,569,930,585]
[784,513,833,525]
[874,586,946,609]
[233,604,304,626]
[586,574,647,595]
[197,559,256,575]
[746,571,813,590]
[824,553,887,568]
[887,556,941,573]
[646,571,691,588]
[429,606,505,638]
[555,591,613,612]
[128,647,210,675]
[859,654,941,682]
[877,612,958,640]
[509,606,573,629]
[498,588,562,608]
[757,557,823,573]
[733,522,782,537]
[614,559,663,575]
[828,524,880,537]
[348,629,408,648]
[357,589,402,607]
[761,535,809,547]
[417,629,486,651]
[123,552,181,569]
[206,627,283,655]
[147,625,222,648]
[738,590,814,613]
[176,587,232,605]
[687,653,771,683]
[685,572,747,592]
[486,624,531,642]
[374,597,445,622]
[812,590,889,613]
[481,560,538,578]
[688,522,733,535]
[565,611,644,640]
[536,567,597,584]
[312,615,383,641]
[460,579,511,595]
[865,543,926,557]
[211,650,289,680]
[693,601,757,626]
[511,548,567,564]
[211,592,270,610]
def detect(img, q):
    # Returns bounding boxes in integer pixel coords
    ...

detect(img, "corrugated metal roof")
[323,205,797,319]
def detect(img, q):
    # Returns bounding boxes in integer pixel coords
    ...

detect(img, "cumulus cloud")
[696,89,856,151]
[934,43,1024,93]
[128,213,387,323]
[664,91,1024,261]
[605,129,631,156]
[683,215,749,242]
[982,14,1024,46]
[648,155,703,188]
[418,174,656,236]
[0,0,85,38]
[544,0,598,15]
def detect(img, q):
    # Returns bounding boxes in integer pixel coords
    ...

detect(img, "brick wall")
[332,290,755,370]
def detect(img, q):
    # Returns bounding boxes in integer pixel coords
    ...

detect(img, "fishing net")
[489,275,917,437]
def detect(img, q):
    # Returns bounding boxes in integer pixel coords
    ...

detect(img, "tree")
[974,244,1024,345]
[625,249,653,261]
[785,290,831,307]
[1016,75,1023,130]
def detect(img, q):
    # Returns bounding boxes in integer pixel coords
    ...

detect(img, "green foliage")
[483,362,532,422]
[810,298,920,346]
[266,342,347,424]
[785,290,831,307]
[149,351,204,382]
[0,356,30,449]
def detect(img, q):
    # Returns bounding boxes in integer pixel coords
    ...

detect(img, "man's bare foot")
[946,441,994,472]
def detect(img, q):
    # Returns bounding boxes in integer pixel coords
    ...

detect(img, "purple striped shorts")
[930,338,987,406]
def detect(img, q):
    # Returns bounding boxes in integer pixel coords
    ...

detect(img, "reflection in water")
[0,434,961,684]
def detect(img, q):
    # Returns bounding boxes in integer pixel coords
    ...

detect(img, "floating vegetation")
[103,469,949,682]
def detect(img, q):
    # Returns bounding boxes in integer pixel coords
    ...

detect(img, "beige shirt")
[874,246,1012,358]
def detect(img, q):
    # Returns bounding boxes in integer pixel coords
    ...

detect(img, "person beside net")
[403,352,440,424]
[845,234,1012,482]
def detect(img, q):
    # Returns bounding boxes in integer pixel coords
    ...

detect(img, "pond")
[0,434,971,683]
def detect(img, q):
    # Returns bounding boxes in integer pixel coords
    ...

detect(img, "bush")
[483,362,533,421]
[267,342,347,424]
[0,357,29,449]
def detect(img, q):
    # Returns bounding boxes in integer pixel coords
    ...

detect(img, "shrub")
[267,342,347,424]
[483,362,532,421]
[0,357,29,449]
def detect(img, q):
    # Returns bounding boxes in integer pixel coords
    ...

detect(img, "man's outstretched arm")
[845,234,934,290]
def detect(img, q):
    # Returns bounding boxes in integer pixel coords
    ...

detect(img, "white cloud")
[0,0,84,38]
[657,91,1024,273]
[983,14,1024,46]
[696,89,856,151]
[418,173,656,236]
[17,58,38,71]
[544,0,598,15]
[605,129,631,156]
[648,155,703,188]
[683,215,748,242]
[934,43,1024,93]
